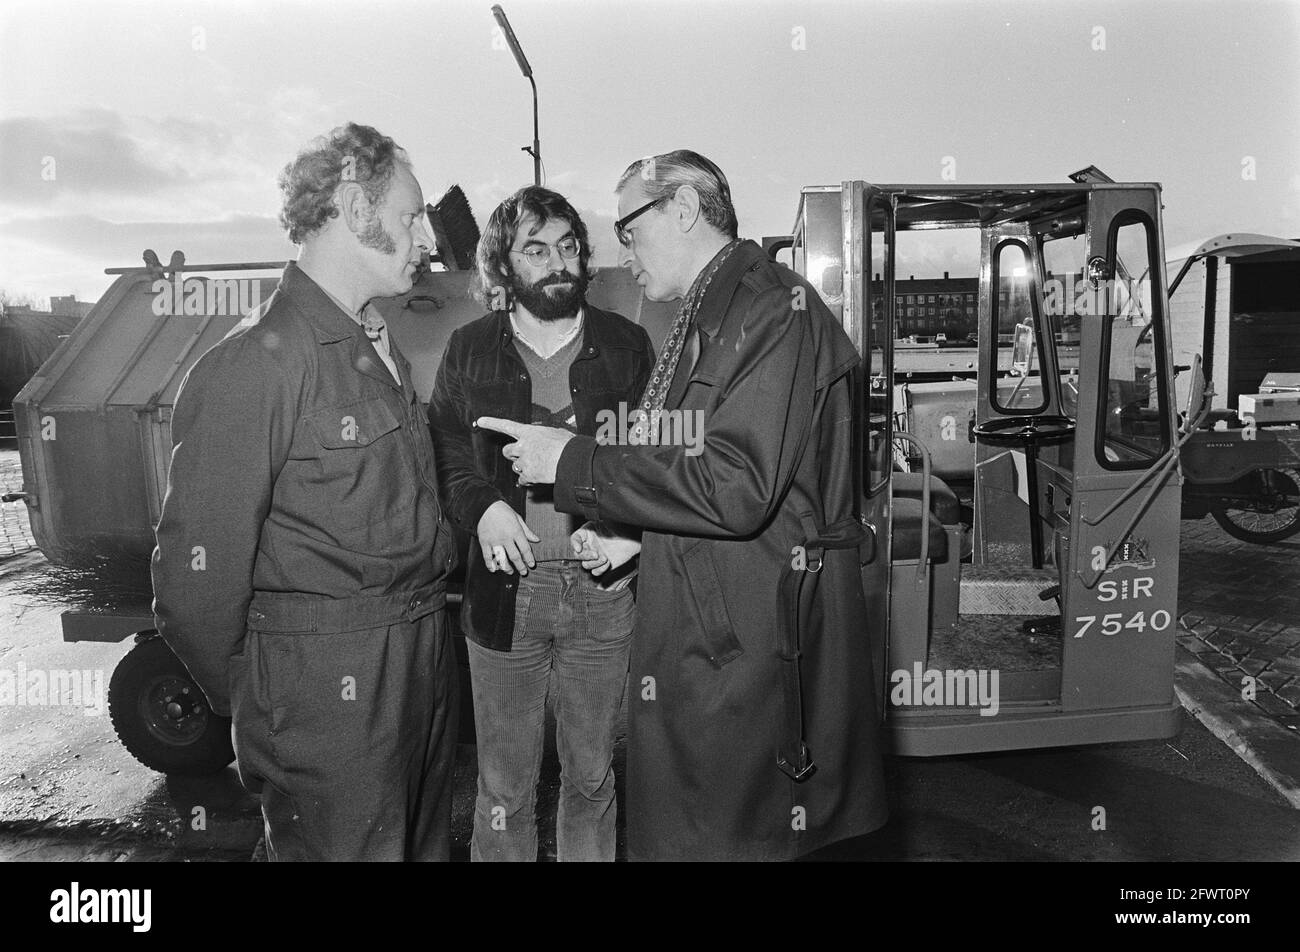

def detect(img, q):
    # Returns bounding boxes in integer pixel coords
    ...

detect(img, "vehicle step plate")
[959,565,1059,615]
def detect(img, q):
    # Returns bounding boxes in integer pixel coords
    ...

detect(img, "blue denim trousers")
[465,561,633,862]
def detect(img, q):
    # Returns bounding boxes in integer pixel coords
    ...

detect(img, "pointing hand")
[475,416,575,485]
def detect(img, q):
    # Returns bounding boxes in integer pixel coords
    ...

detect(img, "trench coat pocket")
[681,542,743,668]
[676,360,722,410]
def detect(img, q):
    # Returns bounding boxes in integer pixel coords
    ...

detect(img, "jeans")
[466,562,633,862]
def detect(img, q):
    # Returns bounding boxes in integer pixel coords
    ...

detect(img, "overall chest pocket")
[310,398,402,448]
[301,398,411,530]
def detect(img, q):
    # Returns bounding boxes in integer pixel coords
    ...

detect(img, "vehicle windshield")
[993,241,1050,414]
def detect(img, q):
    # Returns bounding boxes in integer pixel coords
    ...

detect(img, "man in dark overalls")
[152,123,459,861]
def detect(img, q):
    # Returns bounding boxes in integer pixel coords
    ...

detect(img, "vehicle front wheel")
[108,636,235,776]
[1210,467,1300,544]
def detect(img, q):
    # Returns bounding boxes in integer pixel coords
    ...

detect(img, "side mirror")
[1010,322,1034,377]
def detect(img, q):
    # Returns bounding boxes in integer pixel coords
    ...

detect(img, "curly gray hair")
[277,123,410,245]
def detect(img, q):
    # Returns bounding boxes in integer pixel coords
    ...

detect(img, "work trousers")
[230,583,458,861]
[466,563,633,862]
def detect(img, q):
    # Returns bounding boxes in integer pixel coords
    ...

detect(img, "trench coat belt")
[245,581,446,634]
[775,513,868,783]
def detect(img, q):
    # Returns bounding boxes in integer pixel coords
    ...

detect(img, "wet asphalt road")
[1,552,1297,862]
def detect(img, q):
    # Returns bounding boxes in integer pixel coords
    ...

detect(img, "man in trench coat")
[478,150,888,860]
[152,123,459,861]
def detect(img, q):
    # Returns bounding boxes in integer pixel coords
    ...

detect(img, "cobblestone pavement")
[1178,516,1300,732]
[0,451,35,560]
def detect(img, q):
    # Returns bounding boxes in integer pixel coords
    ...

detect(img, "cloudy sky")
[1,0,1297,304]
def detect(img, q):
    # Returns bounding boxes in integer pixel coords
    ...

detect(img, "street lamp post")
[491,5,541,186]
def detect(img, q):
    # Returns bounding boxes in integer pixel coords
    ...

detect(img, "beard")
[509,267,588,322]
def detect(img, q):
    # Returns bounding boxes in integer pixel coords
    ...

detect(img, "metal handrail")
[891,430,933,587]
[105,260,288,275]
[1077,385,1213,588]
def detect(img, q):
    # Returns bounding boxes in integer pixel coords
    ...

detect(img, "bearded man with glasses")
[428,186,654,861]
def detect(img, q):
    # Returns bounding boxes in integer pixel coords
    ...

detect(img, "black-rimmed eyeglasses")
[614,197,667,247]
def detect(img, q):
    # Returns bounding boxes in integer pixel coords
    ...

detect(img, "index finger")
[475,416,523,438]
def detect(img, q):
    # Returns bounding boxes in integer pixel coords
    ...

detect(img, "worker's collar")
[278,261,369,344]
[319,285,380,334]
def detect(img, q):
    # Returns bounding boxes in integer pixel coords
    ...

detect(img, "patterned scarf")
[630,239,742,444]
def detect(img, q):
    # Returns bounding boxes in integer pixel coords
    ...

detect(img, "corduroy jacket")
[428,304,654,650]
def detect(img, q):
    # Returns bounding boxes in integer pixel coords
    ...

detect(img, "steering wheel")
[971,415,1075,568]
[972,414,1076,445]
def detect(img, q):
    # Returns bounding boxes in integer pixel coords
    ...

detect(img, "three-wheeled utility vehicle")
[784,178,1186,754]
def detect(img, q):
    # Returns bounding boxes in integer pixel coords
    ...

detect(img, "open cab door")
[792,178,1183,755]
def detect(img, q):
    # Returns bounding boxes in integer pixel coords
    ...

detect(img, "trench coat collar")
[661,239,860,408]
[693,238,765,339]
[660,239,763,410]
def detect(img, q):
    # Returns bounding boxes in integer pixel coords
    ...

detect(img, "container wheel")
[1210,467,1300,544]
[108,636,235,776]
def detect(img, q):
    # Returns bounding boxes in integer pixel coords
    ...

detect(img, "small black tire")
[1210,467,1300,544]
[108,636,235,776]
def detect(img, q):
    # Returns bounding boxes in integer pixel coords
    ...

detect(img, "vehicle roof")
[800,182,1159,231]
[1165,232,1300,263]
